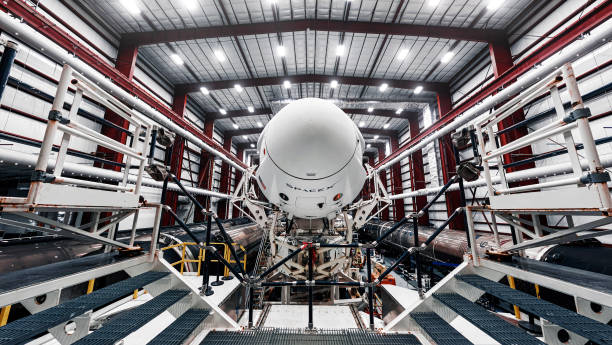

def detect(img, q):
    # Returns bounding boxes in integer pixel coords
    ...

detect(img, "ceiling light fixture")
[441,51,455,63]
[379,83,388,92]
[283,80,291,89]
[395,108,403,115]
[330,80,338,88]
[414,85,423,94]
[219,108,227,115]
[383,122,390,129]
[200,87,209,95]
[121,0,141,14]
[367,107,374,113]
[170,53,184,65]
[397,48,409,61]
[277,45,286,57]
[374,135,379,140]
[214,50,226,62]
[257,121,263,127]
[358,121,365,128]
[428,0,440,7]
[487,0,503,11]
[181,0,197,10]
[250,143,255,148]
[233,123,239,129]
[243,135,248,139]
[367,143,371,148]
[234,84,243,93]
[336,44,345,56]
[248,106,254,113]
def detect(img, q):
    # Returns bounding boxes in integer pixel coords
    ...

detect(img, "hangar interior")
[0,0,610,344]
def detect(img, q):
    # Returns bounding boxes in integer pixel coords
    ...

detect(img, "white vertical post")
[150,205,163,260]
[550,85,582,176]
[532,213,543,237]
[128,210,140,247]
[475,125,495,197]
[466,207,479,266]
[134,125,152,197]
[490,211,501,247]
[562,63,612,211]
[487,125,508,190]
[54,88,83,177]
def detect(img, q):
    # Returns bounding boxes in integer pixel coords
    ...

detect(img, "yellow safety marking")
[86,279,95,294]
[0,305,11,326]
[507,275,521,319]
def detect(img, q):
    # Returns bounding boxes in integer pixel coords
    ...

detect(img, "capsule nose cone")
[264,98,361,180]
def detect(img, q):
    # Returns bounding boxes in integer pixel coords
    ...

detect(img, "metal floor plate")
[74,289,190,345]
[410,312,473,345]
[147,309,210,345]
[434,293,545,345]
[0,271,168,345]
[458,274,612,344]
[200,328,422,345]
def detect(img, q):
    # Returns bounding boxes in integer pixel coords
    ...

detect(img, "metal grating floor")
[458,274,612,344]
[147,309,210,345]
[0,271,168,345]
[410,312,473,345]
[200,328,422,345]
[73,289,190,345]
[434,293,545,345]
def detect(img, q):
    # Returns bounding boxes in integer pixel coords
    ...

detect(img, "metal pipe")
[247,286,254,328]
[377,23,612,171]
[423,208,461,246]
[418,175,459,215]
[373,217,408,245]
[366,248,374,330]
[0,41,18,99]
[213,216,247,278]
[0,12,246,172]
[308,246,314,329]
[202,215,213,296]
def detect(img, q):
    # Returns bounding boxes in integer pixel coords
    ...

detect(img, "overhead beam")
[121,19,506,46]
[211,107,419,120]
[178,74,448,94]
[226,126,398,138]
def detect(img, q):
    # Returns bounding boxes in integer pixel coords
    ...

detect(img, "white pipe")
[496,176,582,194]
[0,148,230,199]
[390,153,612,200]
[377,22,612,171]
[0,13,246,173]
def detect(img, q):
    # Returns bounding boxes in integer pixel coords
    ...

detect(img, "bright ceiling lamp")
[414,85,423,94]
[367,143,371,148]
[243,135,248,139]
[248,106,254,113]
[395,108,403,115]
[200,87,209,95]
[397,48,409,61]
[250,143,255,148]
[487,0,503,11]
[428,0,440,6]
[121,0,141,14]
[233,123,239,129]
[234,84,243,93]
[170,53,184,65]
[330,80,338,88]
[283,80,291,89]
[367,107,374,113]
[277,45,286,57]
[374,135,379,140]
[257,121,263,127]
[214,49,226,62]
[181,0,197,10]
[336,44,345,56]
[383,122,390,129]
[219,108,227,115]
[379,83,388,92]
[358,121,365,128]
[440,51,455,63]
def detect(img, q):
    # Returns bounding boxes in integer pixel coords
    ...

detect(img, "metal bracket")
[563,107,591,123]
[48,110,70,124]
[579,171,611,184]
[31,170,56,183]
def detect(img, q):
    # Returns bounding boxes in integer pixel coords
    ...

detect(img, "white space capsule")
[256,98,367,219]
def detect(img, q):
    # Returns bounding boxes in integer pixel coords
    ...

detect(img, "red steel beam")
[177,74,447,94]
[232,148,245,218]
[389,136,405,221]
[375,1,612,170]
[211,107,419,120]
[226,126,398,138]
[217,136,233,219]
[121,19,505,46]
[1,0,246,170]
[408,117,428,225]
[377,146,390,221]
[194,119,216,222]
[162,91,188,226]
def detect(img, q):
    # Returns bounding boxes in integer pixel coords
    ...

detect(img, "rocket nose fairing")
[255,98,367,219]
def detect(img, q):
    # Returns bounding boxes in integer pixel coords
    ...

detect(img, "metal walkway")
[0,271,168,345]
[458,274,612,344]
[200,329,423,344]
[434,293,545,345]
[410,312,473,345]
[74,289,190,345]
[147,309,210,345]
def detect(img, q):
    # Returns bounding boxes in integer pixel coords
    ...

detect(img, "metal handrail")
[161,241,247,276]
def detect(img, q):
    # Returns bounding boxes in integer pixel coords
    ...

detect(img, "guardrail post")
[366,248,375,330]
[413,216,422,296]
[308,245,314,330]
[201,215,214,296]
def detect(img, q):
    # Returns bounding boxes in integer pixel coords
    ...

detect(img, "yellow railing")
[161,242,247,278]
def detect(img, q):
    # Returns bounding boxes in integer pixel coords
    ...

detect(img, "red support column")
[231,148,244,217]
[437,89,463,230]
[377,146,390,221]
[194,120,216,223]
[408,117,428,225]
[217,135,232,219]
[161,91,188,226]
[390,136,405,221]
[95,44,139,170]
[488,40,535,172]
